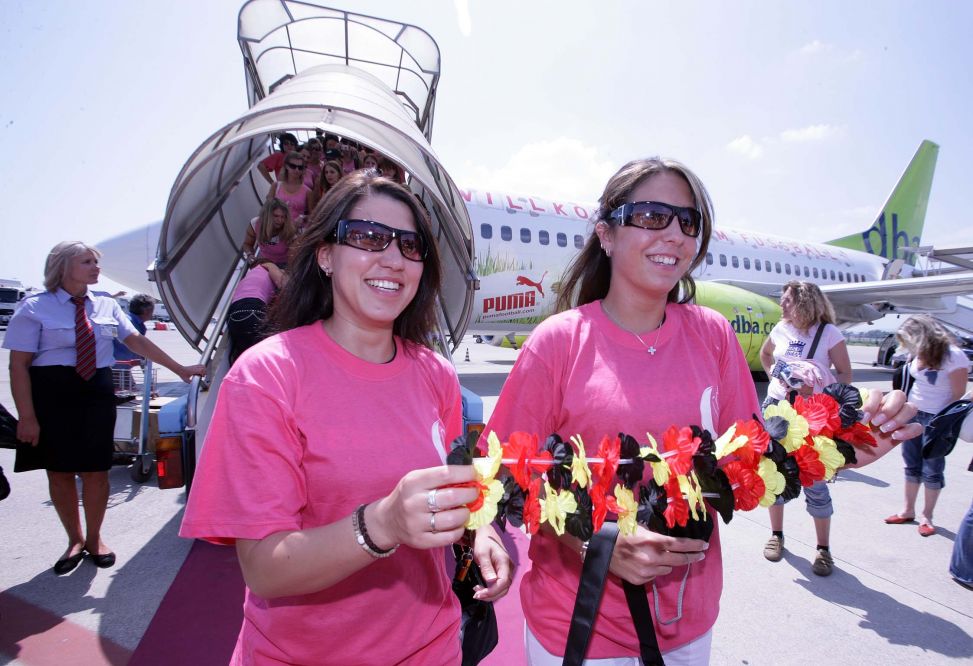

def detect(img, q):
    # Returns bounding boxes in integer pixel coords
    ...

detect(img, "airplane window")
[719,254,727,267]
[830,270,836,280]
[755,259,762,271]
[803,266,810,277]
[574,235,584,249]
[784,264,791,275]
[775,262,782,273]
[480,223,492,240]
[838,272,844,282]
[556,232,567,247]
[731,256,739,268]
[812,267,819,278]
[539,230,550,246]
[521,228,531,243]
[706,252,713,265]
[765,260,771,272]
[743,257,751,269]
[501,226,512,241]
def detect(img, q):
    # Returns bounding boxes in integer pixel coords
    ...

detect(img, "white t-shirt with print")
[908,345,970,413]
[767,320,845,400]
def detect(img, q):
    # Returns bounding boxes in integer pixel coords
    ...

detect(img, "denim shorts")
[900,411,946,489]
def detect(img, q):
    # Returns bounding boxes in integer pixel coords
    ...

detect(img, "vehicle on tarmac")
[0,279,26,327]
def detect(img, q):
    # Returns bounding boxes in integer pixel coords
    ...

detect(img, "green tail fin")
[827,140,938,264]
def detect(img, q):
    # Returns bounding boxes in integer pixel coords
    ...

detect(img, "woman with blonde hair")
[268,150,310,230]
[241,198,296,268]
[885,315,970,536]
[3,242,205,574]
[758,280,852,575]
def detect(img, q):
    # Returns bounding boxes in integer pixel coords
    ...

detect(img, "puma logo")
[516,271,548,297]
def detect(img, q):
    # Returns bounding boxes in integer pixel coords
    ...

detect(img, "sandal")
[884,514,915,524]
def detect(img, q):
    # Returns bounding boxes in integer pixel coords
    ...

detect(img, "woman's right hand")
[17,415,40,446]
[367,465,479,550]
[608,525,708,585]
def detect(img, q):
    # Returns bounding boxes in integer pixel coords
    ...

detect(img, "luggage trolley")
[112,359,159,482]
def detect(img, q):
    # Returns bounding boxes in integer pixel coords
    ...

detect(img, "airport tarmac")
[1,329,971,665]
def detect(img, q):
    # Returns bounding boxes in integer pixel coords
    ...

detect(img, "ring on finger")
[427,488,441,513]
[430,512,438,533]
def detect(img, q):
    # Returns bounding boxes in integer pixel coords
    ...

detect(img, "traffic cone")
[464,347,470,362]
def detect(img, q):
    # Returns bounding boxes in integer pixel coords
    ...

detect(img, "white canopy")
[154,2,474,350]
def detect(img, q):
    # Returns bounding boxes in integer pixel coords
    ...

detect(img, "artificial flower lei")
[448,383,877,542]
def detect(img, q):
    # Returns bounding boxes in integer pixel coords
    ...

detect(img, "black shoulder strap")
[563,523,619,666]
[806,323,826,360]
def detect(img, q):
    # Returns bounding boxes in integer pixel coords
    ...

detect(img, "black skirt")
[30,366,116,472]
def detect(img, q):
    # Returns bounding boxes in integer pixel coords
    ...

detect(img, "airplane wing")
[709,272,973,324]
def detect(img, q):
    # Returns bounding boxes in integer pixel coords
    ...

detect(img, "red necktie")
[72,296,97,380]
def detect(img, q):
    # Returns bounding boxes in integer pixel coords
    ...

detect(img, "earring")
[320,265,333,277]
[601,245,612,258]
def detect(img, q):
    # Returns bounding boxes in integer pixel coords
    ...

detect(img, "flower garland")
[448,384,877,542]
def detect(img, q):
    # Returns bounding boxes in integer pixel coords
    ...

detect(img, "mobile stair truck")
[144,2,482,492]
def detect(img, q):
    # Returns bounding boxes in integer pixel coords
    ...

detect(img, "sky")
[1,0,971,308]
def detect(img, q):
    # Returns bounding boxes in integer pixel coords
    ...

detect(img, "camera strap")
[805,324,825,360]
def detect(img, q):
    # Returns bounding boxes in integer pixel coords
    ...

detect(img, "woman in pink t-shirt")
[181,170,511,665]
[268,151,311,230]
[241,198,296,268]
[484,158,921,665]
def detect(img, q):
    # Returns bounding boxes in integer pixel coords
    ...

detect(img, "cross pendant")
[647,346,657,355]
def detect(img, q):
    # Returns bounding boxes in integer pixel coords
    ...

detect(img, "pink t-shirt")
[231,265,277,303]
[272,182,310,230]
[485,301,760,658]
[249,218,291,266]
[181,324,464,665]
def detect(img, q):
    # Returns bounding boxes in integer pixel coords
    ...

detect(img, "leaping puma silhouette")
[516,271,548,297]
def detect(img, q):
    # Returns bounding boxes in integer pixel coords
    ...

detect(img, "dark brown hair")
[269,170,442,348]
[555,157,714,312]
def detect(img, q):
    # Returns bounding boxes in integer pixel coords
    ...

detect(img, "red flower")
[731,419,769,467]
[663,476,690,528]
[794,394,841,437]
[447,480,486,512]
[835,421,877,448]
[523,478,543,534]
[792,443,826,487]
[661,426,700,476]
[723,460,765,512]
[502,432,550,489]
[593,435,620,492]
[590,484,608,533]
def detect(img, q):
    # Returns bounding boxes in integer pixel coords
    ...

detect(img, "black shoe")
[90,552,116,568]
[53,551,85,575]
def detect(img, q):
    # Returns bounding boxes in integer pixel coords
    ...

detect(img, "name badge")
[100,324,118,339]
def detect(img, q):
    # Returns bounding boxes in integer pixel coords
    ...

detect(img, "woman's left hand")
[177,364,207,383]
[861,388,922,441]
[471,524,513,602]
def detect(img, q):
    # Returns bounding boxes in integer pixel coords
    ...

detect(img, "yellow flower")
[763,401,809,453]
[613,485,639,536]
[472,431,503,480]
[540,480,577,536]
[859,387,870,409]
[714,423,748,460]
[466,478,504,529]
[569,435,592,488]
[811,435,844,481]
[678,472,707,522]
[643,432,670,486]
[756,458,785,506]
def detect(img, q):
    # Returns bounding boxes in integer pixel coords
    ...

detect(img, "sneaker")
[763,535,784,562]
[812,548,834,576]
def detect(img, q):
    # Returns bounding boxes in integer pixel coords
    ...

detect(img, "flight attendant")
[4,241,205,574]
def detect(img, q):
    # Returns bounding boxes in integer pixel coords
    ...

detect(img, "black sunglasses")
[287,163,305,170]
[609,200,702,238]
[333,219,427,262]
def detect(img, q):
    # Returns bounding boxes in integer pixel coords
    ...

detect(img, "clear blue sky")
[2,0,971,296]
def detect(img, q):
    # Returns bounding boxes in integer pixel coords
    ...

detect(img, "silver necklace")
[601,302,665,355]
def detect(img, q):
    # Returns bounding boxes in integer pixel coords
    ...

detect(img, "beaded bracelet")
[353,503,398,558]
[580,540,590,562]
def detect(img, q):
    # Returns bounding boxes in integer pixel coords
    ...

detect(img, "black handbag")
[452,540,499,666]
[1,402,45,472]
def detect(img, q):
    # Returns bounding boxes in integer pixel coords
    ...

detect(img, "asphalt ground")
[1,330,971,665]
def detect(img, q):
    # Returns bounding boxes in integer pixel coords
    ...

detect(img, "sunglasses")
[609,200,702,238]
[333,219,427,262]
[287,163,305,170]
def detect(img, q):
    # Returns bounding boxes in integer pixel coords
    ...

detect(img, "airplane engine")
[694,282,782,371]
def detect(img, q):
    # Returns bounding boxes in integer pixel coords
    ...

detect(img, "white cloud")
[725,135,764,160]
[797,40,834,56]
[456,137,615,203]
[779,124,838,143]
[454,0,472,37]
[795,40,862,63]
